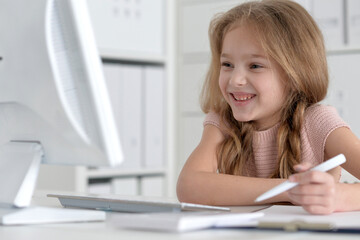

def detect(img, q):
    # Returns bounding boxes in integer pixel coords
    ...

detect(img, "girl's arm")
[288,127,360,214]
[176,125,288,206]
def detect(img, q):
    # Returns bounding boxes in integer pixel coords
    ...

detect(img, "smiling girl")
[176,0,360,215]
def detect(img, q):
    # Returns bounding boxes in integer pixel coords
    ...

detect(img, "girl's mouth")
[231,93,256,102]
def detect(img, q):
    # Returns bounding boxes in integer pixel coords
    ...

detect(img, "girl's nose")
[230,68,247,86]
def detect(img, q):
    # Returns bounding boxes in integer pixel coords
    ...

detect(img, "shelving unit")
[36,0,177,198]
[86,0,177,197]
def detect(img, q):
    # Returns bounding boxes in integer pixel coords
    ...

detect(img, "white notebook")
[111,211,263,232]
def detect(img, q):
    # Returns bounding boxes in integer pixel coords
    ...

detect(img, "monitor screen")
[0,0,123,207]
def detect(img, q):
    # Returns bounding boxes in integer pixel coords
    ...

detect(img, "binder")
[143,66,164,169]
[118,65,143,169]
[141,176,164,197]
[327,54,360,137]
[312,0,345,49]
[88,182,112,194]
[103,64,142,170]
[180,64,207,113]
[112,177,139,196]
[347,0,360,46]
[103,64,122,126]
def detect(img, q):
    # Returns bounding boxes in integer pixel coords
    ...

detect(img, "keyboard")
[48,193,231,213]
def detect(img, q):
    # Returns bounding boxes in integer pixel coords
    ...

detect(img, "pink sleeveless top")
[203,104,349,178]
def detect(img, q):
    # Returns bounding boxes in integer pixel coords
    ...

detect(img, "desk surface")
[0,191,358,240]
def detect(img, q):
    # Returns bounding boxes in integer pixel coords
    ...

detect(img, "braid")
[271,95,308,178]
[217,106,255,176]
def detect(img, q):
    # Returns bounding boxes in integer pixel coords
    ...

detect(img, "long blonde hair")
[201,0,328,178]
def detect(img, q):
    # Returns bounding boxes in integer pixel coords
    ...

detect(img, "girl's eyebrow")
[220,53,232,58]
[220,53,267,59]
[250,54,266,59]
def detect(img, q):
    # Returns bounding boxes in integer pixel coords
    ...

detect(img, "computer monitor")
[0,0,123,211]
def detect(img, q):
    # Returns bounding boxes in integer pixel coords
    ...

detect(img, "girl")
[176,0,360,215]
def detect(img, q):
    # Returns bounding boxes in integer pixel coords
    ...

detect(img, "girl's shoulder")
[304,104,347,128]
[203,111,230,136]
[203,111,221,128]
[303,104,350,160]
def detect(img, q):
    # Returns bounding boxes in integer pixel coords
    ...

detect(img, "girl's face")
[219,25,287,130]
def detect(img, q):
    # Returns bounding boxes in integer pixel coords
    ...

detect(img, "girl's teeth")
[234,95,253,101]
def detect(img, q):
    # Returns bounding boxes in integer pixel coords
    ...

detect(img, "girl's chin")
[232,115,253,123]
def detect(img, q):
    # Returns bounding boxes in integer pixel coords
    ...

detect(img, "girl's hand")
[287,162,340,215]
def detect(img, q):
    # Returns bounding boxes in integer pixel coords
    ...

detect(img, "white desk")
[0,191,358,240]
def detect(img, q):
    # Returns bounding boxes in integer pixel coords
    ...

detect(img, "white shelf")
[99,48,166,64]
[327,46,360,55]
[86,168,166,179]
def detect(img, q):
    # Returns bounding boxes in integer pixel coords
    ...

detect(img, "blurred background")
[36,0,360,197]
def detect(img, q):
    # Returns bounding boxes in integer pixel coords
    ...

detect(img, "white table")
[0,191,358,240]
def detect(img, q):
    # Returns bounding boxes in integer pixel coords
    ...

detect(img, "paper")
[112,211,263,232]
[259,205,360,230]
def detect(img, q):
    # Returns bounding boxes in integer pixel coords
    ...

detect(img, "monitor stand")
[0,141,105,225]
[0,206,105,225]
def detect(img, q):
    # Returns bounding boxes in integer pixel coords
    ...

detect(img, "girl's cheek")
[218,78,227,95]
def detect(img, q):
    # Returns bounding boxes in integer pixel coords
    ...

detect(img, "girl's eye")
[250,64,262,69]
[221,62,233,68]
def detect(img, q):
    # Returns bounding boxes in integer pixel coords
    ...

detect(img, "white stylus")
[255,154,346,203]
